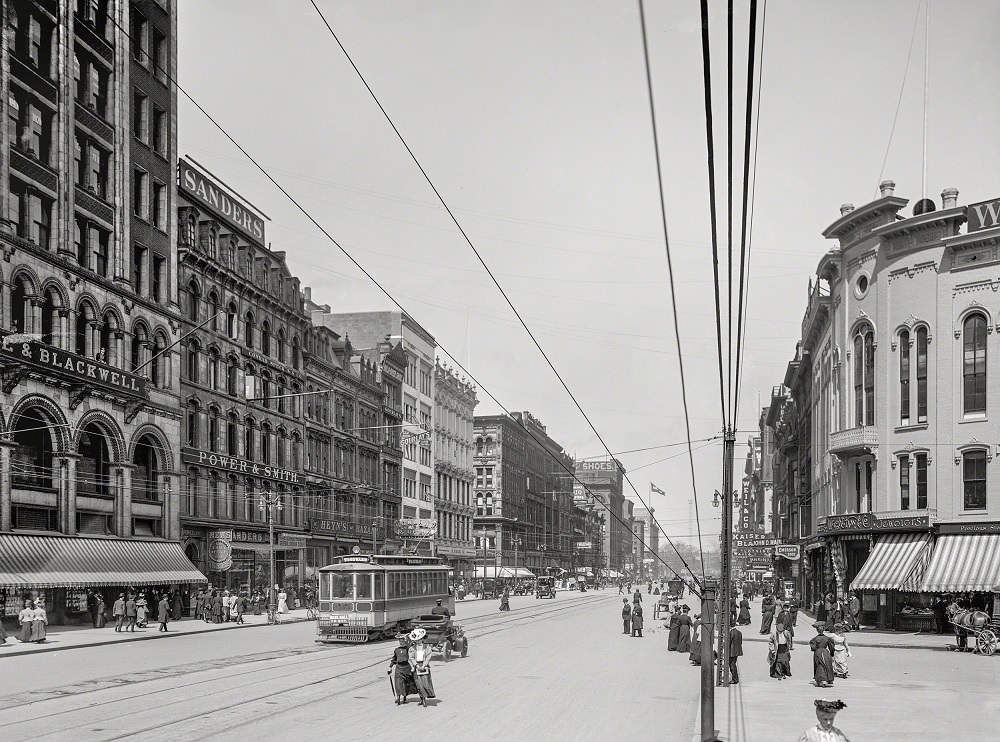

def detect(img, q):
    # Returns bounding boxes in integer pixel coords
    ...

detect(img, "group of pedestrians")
[621,588,645,636]
[194,588,252,623]
[4,598,48,644]
[112,592,172,632]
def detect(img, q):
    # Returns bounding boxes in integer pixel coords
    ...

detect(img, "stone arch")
[10,264,41,294]
[957,305,992,333]
[128,423,174,472]
[8,394,71,452]
[99,302,125,331]
[39,276,70,308]
[73,409,126,462]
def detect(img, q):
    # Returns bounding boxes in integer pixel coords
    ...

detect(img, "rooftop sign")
[179,160,265,241]
[967,197,1000,233]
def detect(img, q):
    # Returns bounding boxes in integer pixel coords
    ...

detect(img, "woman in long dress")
[737,598,751,626]
[827,623,852,678]
[17,600,33,642]
[30,599,48,642]
[631,602,643,637]
[666,609,681,650]
[408,628,436,707]
[688,614,703,665]
[499,588,510,612]
[95,594,107,628]
[135,596,148,628]
[809,621,835,688]
[388,634,417,704]
[277,589,289,614]
[760,595,775,634]
[768,621,792,679]
[676,607,693,653]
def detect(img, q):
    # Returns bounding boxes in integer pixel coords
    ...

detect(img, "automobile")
[535,576,557,599]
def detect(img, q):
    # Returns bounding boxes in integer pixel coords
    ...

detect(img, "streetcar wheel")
[977,629,997,656]
[444,642,452,662]
[461,639,468,658]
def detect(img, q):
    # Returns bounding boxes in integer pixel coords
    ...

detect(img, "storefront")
[436,544,477,579]
[0,534,207,627]
[183,526,306,595]
[920,523,1000,616]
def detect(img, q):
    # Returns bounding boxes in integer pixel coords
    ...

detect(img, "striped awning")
[850,533,932,592]
[920,534,1000,593]
[0,534,208,588]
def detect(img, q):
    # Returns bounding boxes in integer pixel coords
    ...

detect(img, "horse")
[947,604,990,651]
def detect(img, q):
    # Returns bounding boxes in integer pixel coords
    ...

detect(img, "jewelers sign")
[818,512,930,534]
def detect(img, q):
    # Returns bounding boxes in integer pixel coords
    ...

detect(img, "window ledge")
[959,415,988,424]
[957,510,988,516]
[894,423,929,433]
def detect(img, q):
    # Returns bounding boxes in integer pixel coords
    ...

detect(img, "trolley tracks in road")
[4,592,612,741]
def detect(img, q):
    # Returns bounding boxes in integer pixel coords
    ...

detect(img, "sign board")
[206,530,233,572]
[0,331,147,398]
[818,512,929,535]
[733,534,782,548]
[967,198,1000,233]
[310,518,374,539]
[937,521,1000,535]
[577,461,616,471]
[774,544,801,561]
[179,159,265,241]
[277,533,308,549]
[576,541,592,549]
[182,448,300,484]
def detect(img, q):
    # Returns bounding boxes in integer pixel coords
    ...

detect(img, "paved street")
[0,590,992,741]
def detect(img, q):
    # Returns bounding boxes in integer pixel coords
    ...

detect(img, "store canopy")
[601,569,622,579]
[473,566,536,579]
[850,533,932,592]
[0,534,208,588]
[920,534,1000,593]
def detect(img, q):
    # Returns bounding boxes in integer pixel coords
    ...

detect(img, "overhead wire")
[105,11,695,589]
[306,0,704,589]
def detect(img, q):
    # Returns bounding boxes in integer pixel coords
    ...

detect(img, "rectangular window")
[864,337,875,427]
[152,254,166,303]
[28,16,42,69]
[915,453,927,510]
[854,336,863,427]
[132,245,146,293]
[90,225,109,277]
[152,28,167,82]
[899,454,909,510]
[963,451,987,511]
[29,193,50,249]
[89,65,107,117]
[131,11,147,64]
[152,180,166,230]
[899,333,910,424]
[916,329,928,422]
[152,106,167,154]
[132,168,148,218]
[133,89,148,141]
[88,142,108,198]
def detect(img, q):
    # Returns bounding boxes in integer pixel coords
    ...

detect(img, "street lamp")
[512,536,522,575]
[259,488,283,620]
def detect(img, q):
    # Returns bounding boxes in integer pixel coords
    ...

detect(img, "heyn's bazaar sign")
[309,518,374,539]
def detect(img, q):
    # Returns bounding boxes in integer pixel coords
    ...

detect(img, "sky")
[176,0,1000,553]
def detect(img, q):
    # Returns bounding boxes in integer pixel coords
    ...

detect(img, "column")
[1,279,9,331]
[57,453,80,535]
[116,463,134,537]
[0,440,14,531]
[58,308,71,351]
[161,473,175,540]
[88,320,101,358]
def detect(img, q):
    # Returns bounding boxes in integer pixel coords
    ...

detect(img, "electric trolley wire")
[102,13,695,590]
[727,0,735,425]
[306,0,703,589]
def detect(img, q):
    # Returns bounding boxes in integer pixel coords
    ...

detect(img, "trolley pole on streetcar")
[716,426,736,688]
[259,488,283,620]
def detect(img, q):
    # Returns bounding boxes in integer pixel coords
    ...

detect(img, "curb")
[0,615,312,658]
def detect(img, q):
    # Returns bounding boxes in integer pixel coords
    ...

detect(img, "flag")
[650,482,665,496]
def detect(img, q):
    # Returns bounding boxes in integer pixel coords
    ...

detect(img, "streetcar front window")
[323,573,354,600]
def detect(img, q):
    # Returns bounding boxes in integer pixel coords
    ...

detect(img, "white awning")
[473,566,536,579]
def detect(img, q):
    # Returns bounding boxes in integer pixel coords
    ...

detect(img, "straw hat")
[408,627,427,642]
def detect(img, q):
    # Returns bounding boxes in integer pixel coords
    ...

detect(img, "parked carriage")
[948,605,999,656]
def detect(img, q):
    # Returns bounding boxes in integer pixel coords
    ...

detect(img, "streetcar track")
[7,593,612,740]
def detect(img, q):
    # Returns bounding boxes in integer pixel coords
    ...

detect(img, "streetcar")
[316,554,455,643]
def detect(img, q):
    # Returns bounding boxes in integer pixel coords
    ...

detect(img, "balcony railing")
[828,425,878,456]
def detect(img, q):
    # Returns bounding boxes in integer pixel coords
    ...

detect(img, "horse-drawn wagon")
[948,605,999,656]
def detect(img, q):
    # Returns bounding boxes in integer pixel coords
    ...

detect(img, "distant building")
[632,507,660,580]
[573,459,626,575]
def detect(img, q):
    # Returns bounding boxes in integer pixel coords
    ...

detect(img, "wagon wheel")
[443,641,452,662]
[461,638,468,658]
[976,629,997,656]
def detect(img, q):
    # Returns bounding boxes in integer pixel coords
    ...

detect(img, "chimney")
[941,187,959,209]
[840,203,855,216]
[879,179,896,197]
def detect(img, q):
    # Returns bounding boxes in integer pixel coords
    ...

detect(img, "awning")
[849,533,932,591]
[473,566,536,579]
[0,534,208,588]
[920,534,1000,592]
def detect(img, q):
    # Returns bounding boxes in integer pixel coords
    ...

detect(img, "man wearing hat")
[431,599,450,618]
[112,593,126,633]
[621,598,632,635]
[777,602,794,647]
[388,634,416,705]
[796,699,850,741]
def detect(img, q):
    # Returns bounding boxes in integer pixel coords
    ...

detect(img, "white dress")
[277,591,289,613]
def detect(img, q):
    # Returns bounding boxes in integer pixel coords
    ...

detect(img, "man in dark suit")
[125,593,138,632]
[776,602,794,647]
[431,599,451,618]
[728,625,744,684]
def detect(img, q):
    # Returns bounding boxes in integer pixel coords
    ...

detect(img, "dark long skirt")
[811,640,834,686]
[29,620,46,642]
[760,610,774,634]
[392,666,418,699]
[737,605,751,625]
[676,624,691,653]
[96,611,106,628]
[414,669,436,699]
[18,621,31,642]
[769,646,791,678]
[689,636,702,664]
[667,615,680,650]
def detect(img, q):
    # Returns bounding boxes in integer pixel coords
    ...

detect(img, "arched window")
[899,330,910,423]
[226,301,238,339]
[226,354,239,396]
[131,323,149,373]
[227,411,238,455]
[963,314,988,415]
[186,215,196,248]
[208,348,220,390]
[916,327,928,422]
[260,423,272,463]
[133,435,160,502]
[76,301,97,355]
[208,291,221,331]
[277,328,286,362]
[244,417,255,458]
[277,378,285,413]
[227,239,236,270]
[208,405,220,452]
[291,337,300,369]
[853,325,875,427]
[186,339,200,383]
[277,428,287,467]
[78,423,111,497]
[260,320,271,356]
[475,437,484,455]
[99,310,116,365]
[244,311,254,349]
[152,331,168,388]
[185,467,198,514]
[186,400,200,447]
[206,227,217,259]
[11,276,30,333]
[186,280,200,322]
[41,286,60,347]
[261,371,271,408]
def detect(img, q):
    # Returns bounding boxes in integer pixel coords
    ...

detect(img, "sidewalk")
[0,609,312,657]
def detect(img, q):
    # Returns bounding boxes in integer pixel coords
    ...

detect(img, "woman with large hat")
[388,633,417,705]
[796,699,850,741]
[408,628,436,706]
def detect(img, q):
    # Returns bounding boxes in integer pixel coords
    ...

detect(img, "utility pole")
[715,426,737,688]
[700,579,718,742]
[259,488,282,622]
